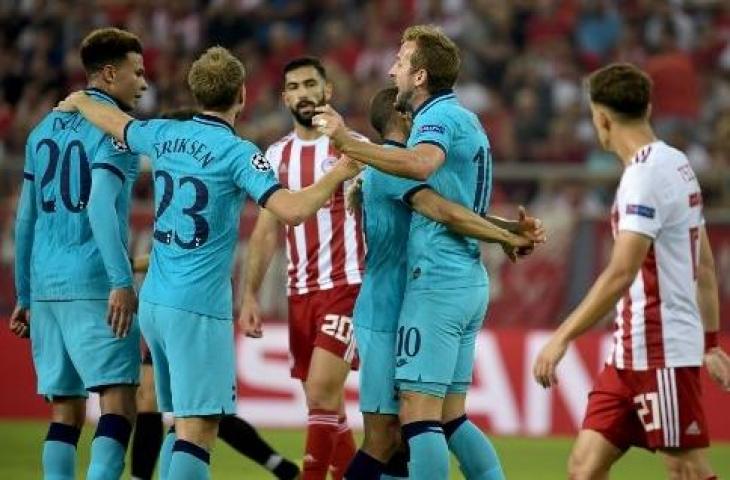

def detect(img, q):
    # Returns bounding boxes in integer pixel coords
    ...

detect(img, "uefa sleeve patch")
[626,204,655,219]
[109,136,129,152]
[418,124,445,134]
[251,152,272,172]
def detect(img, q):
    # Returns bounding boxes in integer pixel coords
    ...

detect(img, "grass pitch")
[0,420,728,478]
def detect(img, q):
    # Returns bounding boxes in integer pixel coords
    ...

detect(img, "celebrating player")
[10,28,146,480]
[345,86,542,479]
[532,63,730,480]
[56,46,359,480]
[313,25,513,479]
[239,57,365,479]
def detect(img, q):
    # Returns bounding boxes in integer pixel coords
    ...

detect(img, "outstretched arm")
[56,91,132,142]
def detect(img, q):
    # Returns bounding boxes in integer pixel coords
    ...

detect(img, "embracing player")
[57,46,359,479]
[315,25,515,479]
[345,86,542,479]
[533,63,730,480]
[10,28,146,480]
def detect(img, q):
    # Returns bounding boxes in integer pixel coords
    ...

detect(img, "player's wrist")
[705,331,719,353]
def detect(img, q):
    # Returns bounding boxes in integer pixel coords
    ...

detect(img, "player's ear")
[100,64,116,84]
[324,81,333,103]
[414,68,427,90]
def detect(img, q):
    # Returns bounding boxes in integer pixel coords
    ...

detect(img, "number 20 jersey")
[404,89,490,290]
[124,115,280,319]
[21,89,138,301]
[608,141,705,370]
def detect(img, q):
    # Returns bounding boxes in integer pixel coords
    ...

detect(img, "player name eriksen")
[152,138,215,167]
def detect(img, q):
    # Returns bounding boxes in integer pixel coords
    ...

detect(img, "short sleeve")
[23,140,35,180]
[617,166,663,238]
[231,142,282,206]
[409,108,453,156]
[384,175,425,205]
[91,135,134,184]
[124,119,166,156]
[264,145,281,181]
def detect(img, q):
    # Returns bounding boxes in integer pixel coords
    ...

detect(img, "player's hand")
[533,336,568,388]
[346,178,363,214]
[514,206,546,257]
[107,286,137,338]
[313,105,348,146]
[55,91,88,113]
[704,347,730,391]
[9,304,30,339]
[238,293,263,338]
[335,154,364,180]
[500,231,534,263]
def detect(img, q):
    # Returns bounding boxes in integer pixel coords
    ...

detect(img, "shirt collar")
[84,87,132,112]
[412,88,456,118]
[193,113,236,135]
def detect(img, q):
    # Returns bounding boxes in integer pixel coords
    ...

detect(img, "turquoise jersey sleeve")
[123,118,166,156]
[409,109,454,156]
[14,142,37,307]
[87,167,134,289]
[230,142,281,206]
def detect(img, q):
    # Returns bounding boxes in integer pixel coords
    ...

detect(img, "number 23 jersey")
[404,89,491,290]
[124,114,280,319]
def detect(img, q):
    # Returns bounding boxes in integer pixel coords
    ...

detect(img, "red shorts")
[288,284,360,380]
[583,365,709,451]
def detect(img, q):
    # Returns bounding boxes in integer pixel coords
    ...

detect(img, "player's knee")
[99,385,137,420]
[663,454,705,480]
[362,420,400,458]
[304,380,341,411]
[51,397,86,429]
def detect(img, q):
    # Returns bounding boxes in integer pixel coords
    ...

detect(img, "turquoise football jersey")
[403,89,491,290]
[15,88,138,305]
[353,141,419,332]
[123,115,281,319]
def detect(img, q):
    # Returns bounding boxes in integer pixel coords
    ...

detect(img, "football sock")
[159,426,176,480]
[402,421,448,480]
[168,439,210,480]
[131,412,163,480]
[344,450,385,479]
[87,414,133,480]
[382,448,409,478]
[303,408,339,479]
[330,415,357,479]
[43,422,81,480]
[217,415,299,479]
[444,415,504,480]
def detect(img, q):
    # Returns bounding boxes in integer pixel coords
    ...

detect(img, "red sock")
[329,415,357,480]
[303,409,339,480]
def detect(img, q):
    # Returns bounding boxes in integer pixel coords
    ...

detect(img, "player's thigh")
[60,299,140,391]
[30,301,86,398]
[305,347,351,409]
[449,285,488,393]
[162,306,237,417]
[660,447,714,480]
[312,286,359,369]
[287,293,317,380]
[139,301,172,413]
[568,429,624,480]
[356,325,399,416]
[395,289,464,392]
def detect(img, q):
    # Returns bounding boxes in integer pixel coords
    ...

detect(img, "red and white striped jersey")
[607,141,705,370]
[266,132,365,296]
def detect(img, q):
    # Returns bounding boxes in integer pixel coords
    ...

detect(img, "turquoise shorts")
[30,300,140,398]
[138,301,236,417]
[354,325,399,415]
[395,285,488,398]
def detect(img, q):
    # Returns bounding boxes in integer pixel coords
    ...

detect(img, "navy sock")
[131,412,163,480]
[344,449,386,479]
[382,448,409,478]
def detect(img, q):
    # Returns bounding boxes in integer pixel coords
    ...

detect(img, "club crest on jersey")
[418,124,445,134]
[110,136,129,152]
[626,204,655,219]
[321,155,338,173]
[251,152,271,172]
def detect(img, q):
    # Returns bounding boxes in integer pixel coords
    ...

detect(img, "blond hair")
[187,46,245,111]
[402,25,460,93]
